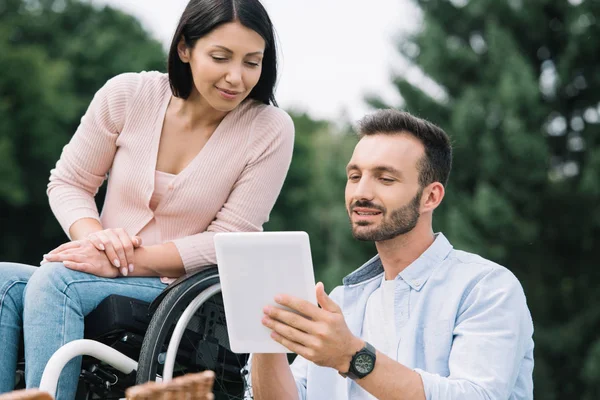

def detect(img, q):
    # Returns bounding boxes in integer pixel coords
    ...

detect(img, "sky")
[92,0,421,122]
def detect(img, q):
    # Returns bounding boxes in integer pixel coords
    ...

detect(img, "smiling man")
[251,109,534,400]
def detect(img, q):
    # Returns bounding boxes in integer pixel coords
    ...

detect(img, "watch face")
[354,353,374,374]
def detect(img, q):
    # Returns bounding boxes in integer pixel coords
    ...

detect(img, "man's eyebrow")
[373,166,403,177]
[213,45,263,56]
[346,164,359,173]
[346,164,403,176]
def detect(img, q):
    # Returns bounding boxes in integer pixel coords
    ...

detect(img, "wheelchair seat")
[83,267,207,341]
[84,295,152,340]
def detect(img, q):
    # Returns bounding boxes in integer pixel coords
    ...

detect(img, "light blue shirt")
[290,233,534,399]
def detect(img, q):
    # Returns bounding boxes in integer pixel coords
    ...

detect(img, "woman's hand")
[42,240,122,278]
[87,228,142,276]
[45,230,142,276]
[85,229,142,275]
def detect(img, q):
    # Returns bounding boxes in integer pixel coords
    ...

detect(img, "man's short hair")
[357,109,452,188]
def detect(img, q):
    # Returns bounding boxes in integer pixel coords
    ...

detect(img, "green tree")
[0,0,165,263]
[367,0,600,397]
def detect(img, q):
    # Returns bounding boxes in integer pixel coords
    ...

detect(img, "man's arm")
[350,349,425,400]
[251,354,299,400]
[262,283,425,400]
[264,270,533,400]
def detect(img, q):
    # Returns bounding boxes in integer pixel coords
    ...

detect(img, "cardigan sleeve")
[47,73,141,238]
[171,107,295,272]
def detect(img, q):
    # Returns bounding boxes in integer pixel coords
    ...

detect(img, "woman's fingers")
[85,229,139,276]
[132,236,142,248]
[44,252,87,264]
[115,229,136,274]
[86,234,106,251]
[62,260,90,273]
[93,231,123,271]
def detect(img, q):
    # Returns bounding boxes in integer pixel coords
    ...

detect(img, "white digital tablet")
[214,231,317,353]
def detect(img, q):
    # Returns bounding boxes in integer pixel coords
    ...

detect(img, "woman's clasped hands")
[42,228,142,278]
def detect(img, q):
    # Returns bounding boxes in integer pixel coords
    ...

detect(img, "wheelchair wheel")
[135,267,250,399]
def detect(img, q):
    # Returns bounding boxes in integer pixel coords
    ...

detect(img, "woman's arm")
[128,243,186,277]
[47,73,141,237]
[69,218,104,240]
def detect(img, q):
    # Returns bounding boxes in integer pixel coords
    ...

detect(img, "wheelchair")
[15,266,251,399]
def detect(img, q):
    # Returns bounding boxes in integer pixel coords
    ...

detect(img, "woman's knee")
[24,262,76,299]
[0,262,35,298]
[0,262,36,282]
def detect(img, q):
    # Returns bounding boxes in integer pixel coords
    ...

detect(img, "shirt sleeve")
[290,354,309,400]
[171,108,295,272]
[47,73,141,237]
[415,268,534,400]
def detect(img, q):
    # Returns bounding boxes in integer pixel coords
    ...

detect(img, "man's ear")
[177,38,191,63]
[420,182,445,213]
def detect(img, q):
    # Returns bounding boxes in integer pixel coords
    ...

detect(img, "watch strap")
[339,341,377,380]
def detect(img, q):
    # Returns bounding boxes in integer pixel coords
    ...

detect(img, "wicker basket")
[125,371,215,400]
[0,390,53,400]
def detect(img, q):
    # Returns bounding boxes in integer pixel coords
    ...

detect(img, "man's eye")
[348,175,360,181]
[380,178,394,183]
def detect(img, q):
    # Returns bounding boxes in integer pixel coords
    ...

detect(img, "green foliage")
[365,0,600,397]
[0,0,165,263]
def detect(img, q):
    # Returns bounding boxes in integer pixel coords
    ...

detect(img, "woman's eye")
[211,56,228,62]
[245,61,260,67]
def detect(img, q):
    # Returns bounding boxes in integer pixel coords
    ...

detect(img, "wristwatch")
[339,341,377,380]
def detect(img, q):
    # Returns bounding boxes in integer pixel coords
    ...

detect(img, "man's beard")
[349,189,422,242]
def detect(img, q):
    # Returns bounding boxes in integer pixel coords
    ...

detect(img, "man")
[251,109,534,400]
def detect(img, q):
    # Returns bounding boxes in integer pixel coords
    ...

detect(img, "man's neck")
[375,223,435,280]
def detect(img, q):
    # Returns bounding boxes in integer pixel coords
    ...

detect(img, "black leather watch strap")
[339,341,377,380]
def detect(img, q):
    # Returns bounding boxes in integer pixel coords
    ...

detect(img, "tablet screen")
[214,231,317,353]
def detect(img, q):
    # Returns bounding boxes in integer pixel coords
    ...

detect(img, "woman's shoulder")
[238,100,294,136]
[100,71,168,100]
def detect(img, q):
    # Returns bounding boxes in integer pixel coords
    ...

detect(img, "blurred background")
[1,0,599,398]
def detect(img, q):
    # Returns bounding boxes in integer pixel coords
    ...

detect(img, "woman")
[0,0,294,398]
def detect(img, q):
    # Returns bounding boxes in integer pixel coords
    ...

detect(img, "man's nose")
[352,178,375,201]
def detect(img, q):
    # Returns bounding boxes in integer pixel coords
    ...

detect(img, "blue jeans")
[0,262,167,399]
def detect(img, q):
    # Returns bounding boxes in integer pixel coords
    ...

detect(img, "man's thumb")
[316,282,340,313]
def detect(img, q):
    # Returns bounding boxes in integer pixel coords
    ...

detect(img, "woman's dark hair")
[358,109,453,188]
[168,0,278,106]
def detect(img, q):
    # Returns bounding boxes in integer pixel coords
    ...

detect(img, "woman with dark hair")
[0,0,294,398]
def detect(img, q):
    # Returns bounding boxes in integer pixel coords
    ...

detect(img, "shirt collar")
[342,233,453,291]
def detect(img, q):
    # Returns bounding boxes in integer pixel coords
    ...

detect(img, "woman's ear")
[177,38,191,63]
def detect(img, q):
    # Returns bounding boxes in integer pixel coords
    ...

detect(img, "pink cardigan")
[47,71,294,273]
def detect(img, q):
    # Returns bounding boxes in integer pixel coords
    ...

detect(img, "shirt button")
[414,280,422,287]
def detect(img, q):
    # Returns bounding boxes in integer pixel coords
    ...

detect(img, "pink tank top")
[137,170,176,283]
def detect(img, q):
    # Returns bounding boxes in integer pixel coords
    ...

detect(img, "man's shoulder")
[448,248,504,272]
[444,248,524,295]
